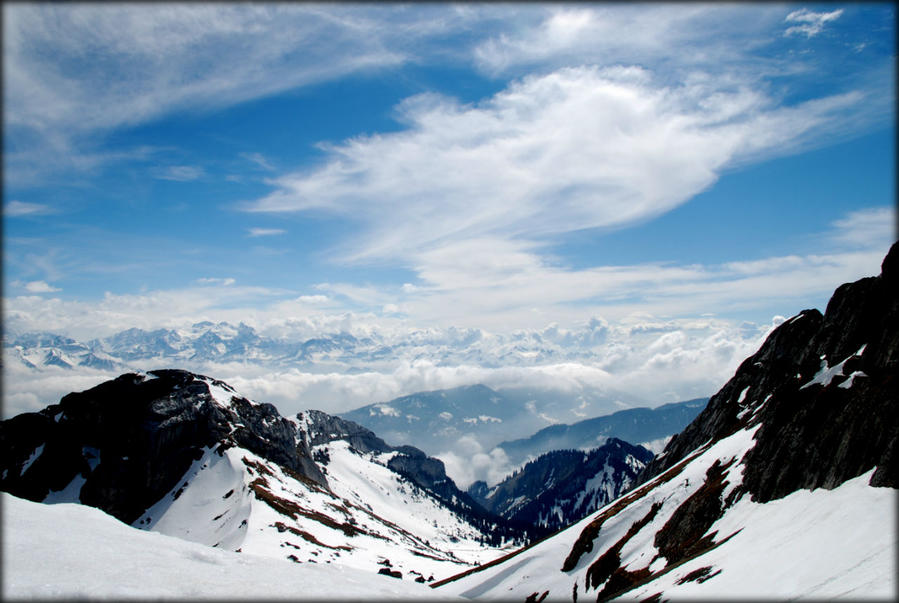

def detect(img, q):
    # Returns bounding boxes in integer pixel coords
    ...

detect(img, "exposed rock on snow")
[0,369,523,583]
[434,241,899,600]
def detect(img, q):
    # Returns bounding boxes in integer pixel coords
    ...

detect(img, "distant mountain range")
[4,321,651,435]
[494,397,707,467]
[4,243,898,599]
[434,241,899,600]
[341,388,706,476]
[3,319,669,373]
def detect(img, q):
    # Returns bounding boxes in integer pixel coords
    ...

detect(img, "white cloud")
[241,152,275,171]
[4,4,452,182]
[23,281,61,293]
[472,5,784,77]
[196,277,236,286]
[3,284,290,340]
[244,65,865,271]
[829,206,896,249]
[784,8,844,38]
[4,210,891,342]
[296,295,329,305]
[155,165,204,181]
[436,437,514,489]
[4,201,55,217]
[247,228,286,237]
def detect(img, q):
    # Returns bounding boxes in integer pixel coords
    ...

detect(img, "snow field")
[438,421,895,600]
[2,493,448,599]
[130,439,506,585]
[621,468,896,600]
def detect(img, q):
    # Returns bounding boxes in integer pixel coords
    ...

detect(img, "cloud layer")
[245,65,863,266]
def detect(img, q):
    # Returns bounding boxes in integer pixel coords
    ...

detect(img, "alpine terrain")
[0,370,526,585]
[468,439,655,538]
[493,398,708,467]
[340,383,648,460]
[434,241,899,600]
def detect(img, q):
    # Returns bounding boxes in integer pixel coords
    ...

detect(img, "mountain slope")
[340,384,523,456]
[340,384,650,469]
[469,439,655,538]
[0,370,519,582]
[495,398,707,466]
[2,493,445,600]
[434,241,899,600]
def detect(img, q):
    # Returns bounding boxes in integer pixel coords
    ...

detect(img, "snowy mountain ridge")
[434,241,899,600]
[468,439,655,539]
[0,369,523,583]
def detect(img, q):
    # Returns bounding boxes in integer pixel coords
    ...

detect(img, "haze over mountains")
[3,242,898,600]
[436,241,899,601]
[3,313,774,423]
[3,321,721,488]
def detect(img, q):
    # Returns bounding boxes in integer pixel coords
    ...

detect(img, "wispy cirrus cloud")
[784,8,844,39]
[471,5,785,77]
[154,165,204,182]
[240,152,276,172]
[3,201,55,217]
[3,4,456,183]
[243,65,866,267]
[828,207,896,248]
[247,228,286,237]
[196,277,236,286]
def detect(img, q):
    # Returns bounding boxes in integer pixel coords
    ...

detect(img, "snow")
[206,377,250,408]
[19,443,44,476]
[838,371,867,389]
[437,421,895,601]
[622,470,896,600]
[637,436,672,455]
[2,493,448,600]
[123,435,508,585]
[43,473,87,504]
[800,344,867,390]
[376,404,400,417]
[801,358,850,390]
[135,447,251,549]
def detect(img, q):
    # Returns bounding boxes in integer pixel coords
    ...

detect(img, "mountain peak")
[0,369,325,523]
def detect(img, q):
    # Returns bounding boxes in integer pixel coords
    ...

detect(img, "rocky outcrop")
[0,369,324,523]
[638,240,899,502]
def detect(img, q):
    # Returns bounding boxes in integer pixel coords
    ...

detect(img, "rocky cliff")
[0,369,324,523]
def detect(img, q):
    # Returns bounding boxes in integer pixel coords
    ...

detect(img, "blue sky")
[3,3,896,339]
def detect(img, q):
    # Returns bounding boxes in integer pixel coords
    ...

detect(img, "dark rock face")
[299,409,395,454]
[0,370,324,523]
[639,240,899,502]
[470,439,654,538]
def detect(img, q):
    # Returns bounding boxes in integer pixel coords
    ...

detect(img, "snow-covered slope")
[2,492,447,600]
[0,370,517,585]
[436,442,895,600]
[132,440,498,580]
[434,241,899,601]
